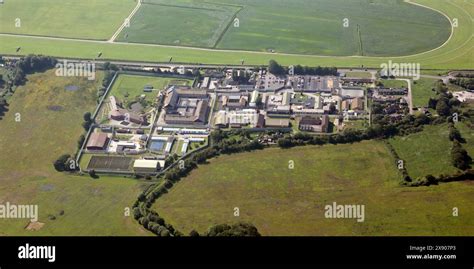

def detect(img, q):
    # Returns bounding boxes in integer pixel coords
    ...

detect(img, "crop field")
[0,0,472,69]
[0,0,135,40]
[388,124,460,179]
[153,141,474,236]
[0,70,151,236]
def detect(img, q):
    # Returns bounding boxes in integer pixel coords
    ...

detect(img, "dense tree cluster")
[448,123,463,142]
[427,81,460,117]
[277,114,430,150]
[449,77,474,91]
[132,203,180,237]
[53,154,76,172]
[82,112,94,132]
[11,55,57,86]
[404,171,474,187]
[268,60,286,76]
[205,222,261,237]
[231,70,252,84]
[451,140,472,171]
[97,66,117,101]
[0,97,7,116]
[268,60,337,76]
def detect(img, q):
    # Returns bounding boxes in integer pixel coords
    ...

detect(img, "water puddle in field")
[40,184,55,191]
[65,85,79,91]
[47,105,63,111]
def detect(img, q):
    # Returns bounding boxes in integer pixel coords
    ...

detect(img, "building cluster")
[161,86,210,126]
[81,66,418,176]
[83,83,210,176]
[108,96,148,126]
[194,68,374,133]
[369,87,410,121]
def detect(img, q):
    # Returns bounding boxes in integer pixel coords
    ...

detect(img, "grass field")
[457,122,474,158]
[345,71,373,78]
[217,0,451,56]
[109,74,192,102]
[99,74,193,121]
[412,78,439,107]
[119,0,450,56]
[379,79,408,88]
[0,70,151,236]
[153,141,474,235]
[0,0,136,40]
[0,0,472,69]
[118,1,239,48]
[389,124,460,179]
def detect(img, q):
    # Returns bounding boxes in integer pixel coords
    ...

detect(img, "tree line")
[268,60,338,76]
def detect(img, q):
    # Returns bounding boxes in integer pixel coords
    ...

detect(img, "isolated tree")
[189,230,200,237]
[82,120,92,131]
[83,112,92,122]
[205,222,261,237]
[88,169,97,178]
[268,60,285,76]
[77,134,85,149]
[448,126,463,142]
[53,154,71,172]
[277,137,294,148]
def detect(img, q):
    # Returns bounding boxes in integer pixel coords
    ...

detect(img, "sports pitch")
[87,156,133,172]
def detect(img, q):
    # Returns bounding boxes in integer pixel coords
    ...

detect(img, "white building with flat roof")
[133,160,160,173]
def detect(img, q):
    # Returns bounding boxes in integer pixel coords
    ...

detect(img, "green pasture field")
[345,71,373,78]
[379,79,408,88]
[0,69,151,235]
[0,0,136,40]
[153,140,474,235]
[388,124,460,179]
[412,78,439,107]
[0,0,472,69]
[118,1,239,47]
[107,74,192,105]
[123,0,450,56]
[217,0,451,56]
